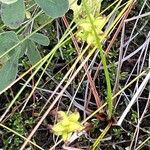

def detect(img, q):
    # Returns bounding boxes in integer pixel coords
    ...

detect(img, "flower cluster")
[76,14,106,45]
[52,111,84,141]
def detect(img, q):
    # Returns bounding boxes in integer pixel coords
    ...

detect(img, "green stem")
[82,0,113,119]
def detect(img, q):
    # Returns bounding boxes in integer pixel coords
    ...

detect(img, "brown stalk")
[105,1,135,53]
[62,16,104,112]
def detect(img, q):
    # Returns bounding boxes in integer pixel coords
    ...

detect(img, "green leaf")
[29,33,50,46]
[35,0,69,18]
[0,31,21,92]
[18,35,28,58]
[0,31,19,56]
[35,14,51,26]
[1,0,25,29]
[26,40,42,65]
[0,54,19,92]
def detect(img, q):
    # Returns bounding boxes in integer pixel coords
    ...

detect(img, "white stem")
[117,70,150,126]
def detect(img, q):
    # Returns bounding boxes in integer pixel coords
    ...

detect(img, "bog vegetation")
[0,0,149,149]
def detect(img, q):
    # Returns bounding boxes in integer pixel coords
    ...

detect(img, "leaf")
[0,53,19,92]
[1,0,25,29]
[29,33,50,46]
[18,35,28,58]
[35,14,51,26]
[0,31,21,92]
[35,0,69,18]
[0,31,19,56]
[26,40,42,65]
[0,0,18,4]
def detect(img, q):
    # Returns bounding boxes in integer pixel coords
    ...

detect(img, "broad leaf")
[0,31,21,92]
[26,40,42,65]
[35,0,69,18]
[29,33,50,46]
[18,35,28,58]
[1,0,25,29]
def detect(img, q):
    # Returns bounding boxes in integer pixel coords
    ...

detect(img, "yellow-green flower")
[76,14,106,45]
[52,111,84,141]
